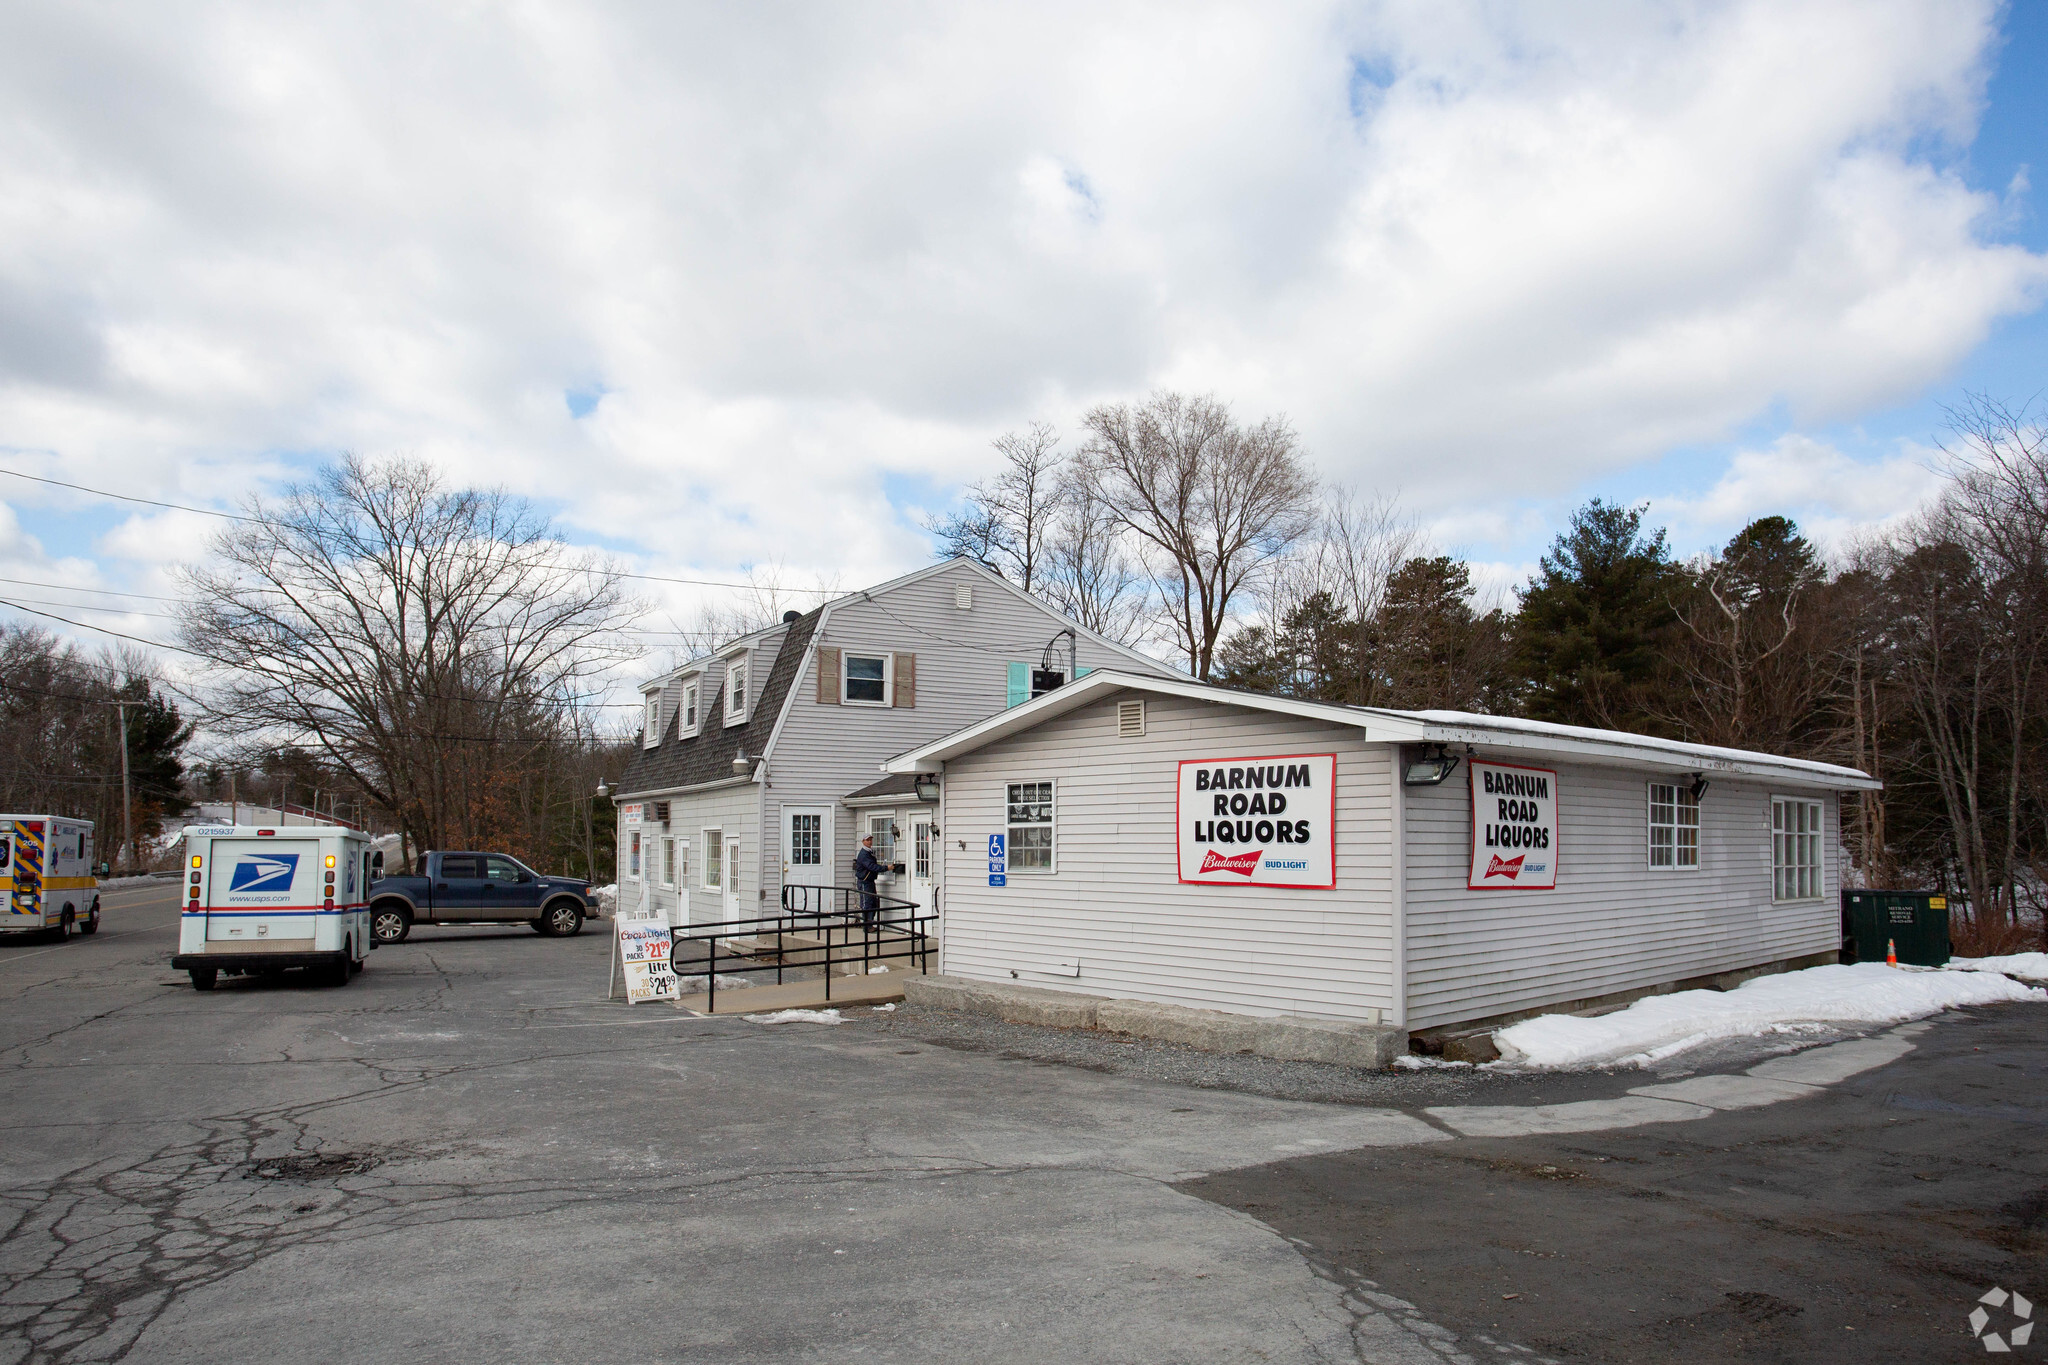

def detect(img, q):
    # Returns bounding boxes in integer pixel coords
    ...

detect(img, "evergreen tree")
[1513,499,1678,731]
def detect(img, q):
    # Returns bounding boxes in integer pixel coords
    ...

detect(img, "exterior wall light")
[913,776,941,803]
[1688,774,1711,802]
[1402,744,1461,787]
[732,750,752,777]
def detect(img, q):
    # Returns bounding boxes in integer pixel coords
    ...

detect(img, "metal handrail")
[665,887,932,1013]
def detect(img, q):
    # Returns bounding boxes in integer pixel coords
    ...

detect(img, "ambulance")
[0,815,101,939]
[172,824,373,991]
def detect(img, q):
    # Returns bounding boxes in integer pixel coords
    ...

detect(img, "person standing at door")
[853,834,881,924]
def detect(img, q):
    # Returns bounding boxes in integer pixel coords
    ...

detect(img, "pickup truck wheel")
[371,903,412,944]
[540,900,585,937]
[189,968,217,992]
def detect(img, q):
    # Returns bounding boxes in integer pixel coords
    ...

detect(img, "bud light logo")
[1200,848,1262,877]
[229,854,299,893]
[1485,854,1525,881]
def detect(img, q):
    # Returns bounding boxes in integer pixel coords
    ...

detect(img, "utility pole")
[112,700,133,875]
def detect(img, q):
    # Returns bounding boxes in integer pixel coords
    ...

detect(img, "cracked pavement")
[1,882,2039,1363]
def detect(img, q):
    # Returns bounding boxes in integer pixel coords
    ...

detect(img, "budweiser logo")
[1484,854,1525,880]
[1200,848,1262,876]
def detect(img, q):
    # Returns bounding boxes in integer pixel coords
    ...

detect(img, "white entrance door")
[907,814,937,926]
[723,837,743,922]
[780,806,833,913]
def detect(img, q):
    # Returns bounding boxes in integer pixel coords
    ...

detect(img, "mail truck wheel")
[80,902,100,935]
[189,968,217,991]
[371,902,412,944]
[539,900,584,937]
[324,942,353,987]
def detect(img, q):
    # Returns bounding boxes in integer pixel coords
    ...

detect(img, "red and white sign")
[1176,753,1336,888]
[1468,760,1559,890]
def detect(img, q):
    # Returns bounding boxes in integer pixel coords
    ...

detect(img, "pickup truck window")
[482,856,526,885]
[439,855,483,879]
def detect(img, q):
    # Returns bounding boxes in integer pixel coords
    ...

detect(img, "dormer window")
[725,655,749,724]
[643,694,660,748]
[681,681,700,736]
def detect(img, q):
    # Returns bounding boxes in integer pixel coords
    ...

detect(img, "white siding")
[938,693,1398,1025]
[762,560,1178,903]
[618,782,761,923]
[1402,757,1840,1030]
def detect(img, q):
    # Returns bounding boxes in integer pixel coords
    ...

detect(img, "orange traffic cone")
[1886,938,1898,967]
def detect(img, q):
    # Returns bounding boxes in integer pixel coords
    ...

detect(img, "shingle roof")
[617,608,820,795]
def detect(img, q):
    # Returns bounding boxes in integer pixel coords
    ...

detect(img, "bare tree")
[923,421,1066,592]
[681,561,841,657]
[178,456,643,859]
[1077,391,1319,679]
[1041,476,1150,646]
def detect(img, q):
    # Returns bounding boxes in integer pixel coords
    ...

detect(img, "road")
[0,880,2040,1363]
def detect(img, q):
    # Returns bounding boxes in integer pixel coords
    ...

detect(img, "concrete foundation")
[902,975,1408,1069]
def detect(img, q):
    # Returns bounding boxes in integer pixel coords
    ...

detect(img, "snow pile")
[1392,1054,1473,1071]
[744,1008,843,1026]
[1494,963,2046,1070]
[1948,953,2048,982]
[590,884,618,914]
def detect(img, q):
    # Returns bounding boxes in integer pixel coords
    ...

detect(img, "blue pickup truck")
[368,850,600,944]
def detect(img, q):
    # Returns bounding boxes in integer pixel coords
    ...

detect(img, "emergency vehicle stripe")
[9,822,41,916]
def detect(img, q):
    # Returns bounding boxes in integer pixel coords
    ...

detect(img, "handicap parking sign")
[988,834,1004,858]
[988,833,1005,886]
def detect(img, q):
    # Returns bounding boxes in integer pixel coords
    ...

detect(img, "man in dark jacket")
[852,834,882,924]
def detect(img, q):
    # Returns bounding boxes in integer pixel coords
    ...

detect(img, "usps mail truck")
[172,824,372,991]
[0,815,100,940]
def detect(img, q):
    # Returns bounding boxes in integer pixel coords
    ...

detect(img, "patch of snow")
[674,974,756,994]
[871,1002,897,1012]
[868,964,889,974]
[1392,1055,1473,1070]
[1948,952,2048,982]
[744,1008,844,1026]
[590,884,618,913]
[1493,963,2046,1070]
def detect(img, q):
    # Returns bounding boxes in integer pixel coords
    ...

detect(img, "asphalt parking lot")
[1,881,2041,1364]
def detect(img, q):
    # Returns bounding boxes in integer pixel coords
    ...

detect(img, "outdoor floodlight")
[732,750,752,777]
[1402,744,1461,787]
[914,776,941,803]
[1688,774,1711,802]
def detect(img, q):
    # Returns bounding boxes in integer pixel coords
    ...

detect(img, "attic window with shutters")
[1117,698,1146,737]
[844,653,891,706]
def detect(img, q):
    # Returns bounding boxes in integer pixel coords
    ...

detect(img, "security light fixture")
[594,781,610,798]
[732,750,752,777]
[914,776,941,803]
[1402,744,1461,787]
[1688,774,1711,802]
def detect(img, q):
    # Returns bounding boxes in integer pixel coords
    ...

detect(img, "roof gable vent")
[955,585,973,610]
[1116,698,1146,738]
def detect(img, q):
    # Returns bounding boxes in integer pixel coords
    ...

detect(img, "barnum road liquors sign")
[1469,760,1559,889]
[1177,753,1336,888]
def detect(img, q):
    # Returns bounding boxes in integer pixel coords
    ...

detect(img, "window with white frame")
[1772,796,1823,901]
[913,820,932,881]
[702,829,723,889]
[867,812,897,867]
[627,831,642,880]
[1647,782,1700,869]
[682,682,699,734]
[844,653,891,705]
[1006,781,1054,872]
[643,694,660,747]
[725,658,748,722]
[662,837,677,888]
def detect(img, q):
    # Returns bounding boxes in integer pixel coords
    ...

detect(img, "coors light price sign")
[1177,753,1336,888]
[1468,760,1559,890]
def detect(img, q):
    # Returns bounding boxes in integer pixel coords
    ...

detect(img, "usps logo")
[229,854,300,893]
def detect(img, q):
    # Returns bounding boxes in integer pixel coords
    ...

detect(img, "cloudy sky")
[2,0,2044,678]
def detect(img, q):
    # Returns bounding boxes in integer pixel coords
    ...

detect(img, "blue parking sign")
[987,834,1005,859]
[988,873,1007,887]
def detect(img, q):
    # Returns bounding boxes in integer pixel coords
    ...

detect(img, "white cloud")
[1648,435,1947,557]
[0,0,2038,614]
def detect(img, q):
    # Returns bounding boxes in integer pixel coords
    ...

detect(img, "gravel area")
[831,1002,1830,1108]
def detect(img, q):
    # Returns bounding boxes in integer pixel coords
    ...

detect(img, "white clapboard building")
[611,559,1179,927]
[884,670,1879,1038]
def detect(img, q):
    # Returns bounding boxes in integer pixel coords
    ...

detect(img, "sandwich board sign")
[609,909,678,1003]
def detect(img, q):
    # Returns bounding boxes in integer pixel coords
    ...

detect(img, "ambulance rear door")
[206,838,322,946]
[7,820,44,924]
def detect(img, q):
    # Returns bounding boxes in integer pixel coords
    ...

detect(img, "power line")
[0,576,183,603]
[0,465,839,594]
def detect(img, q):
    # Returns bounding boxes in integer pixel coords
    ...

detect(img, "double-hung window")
[627,832,642,880]
[1772,797,1823,901]
[867,813,897,866]
[643,694,660,747]
[844,653,890,705]
[1647,783,1700,869]
[682,682,699,735]
[662,838,677,889]
[702,829,723,889]
[725,658,749,724]
[1006,781,1055,872]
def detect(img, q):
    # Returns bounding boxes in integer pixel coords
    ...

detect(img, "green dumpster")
[1840,890,1950,967]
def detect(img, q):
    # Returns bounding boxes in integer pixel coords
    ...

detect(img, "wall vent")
[954,585,973,610]
[1116,698,1146,737]
[653,801,671,827]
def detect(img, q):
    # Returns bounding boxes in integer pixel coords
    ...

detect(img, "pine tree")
[1513,499,1678,731]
